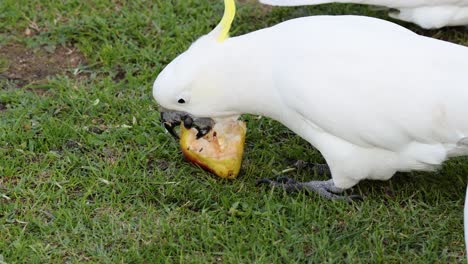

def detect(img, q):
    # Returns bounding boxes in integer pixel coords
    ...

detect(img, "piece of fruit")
[180,120,246,179]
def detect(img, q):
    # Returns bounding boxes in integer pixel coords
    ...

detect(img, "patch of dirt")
[0,43,86,88]
[112,66,126,82]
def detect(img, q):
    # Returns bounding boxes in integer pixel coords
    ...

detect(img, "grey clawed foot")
[257,177,361,202]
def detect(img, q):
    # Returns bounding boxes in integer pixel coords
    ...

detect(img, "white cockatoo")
[154,0,468,197]
[259,0,468,29]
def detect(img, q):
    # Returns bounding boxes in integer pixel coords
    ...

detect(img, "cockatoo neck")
[202,37,281,119]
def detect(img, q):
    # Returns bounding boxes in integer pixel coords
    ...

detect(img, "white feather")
[259,0,468,28]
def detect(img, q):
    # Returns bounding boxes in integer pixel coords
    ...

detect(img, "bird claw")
[257,176,361,202]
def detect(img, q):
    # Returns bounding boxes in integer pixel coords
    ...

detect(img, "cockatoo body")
[260,0,468,28]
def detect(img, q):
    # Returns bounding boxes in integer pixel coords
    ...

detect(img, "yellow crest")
[217,0,236,42]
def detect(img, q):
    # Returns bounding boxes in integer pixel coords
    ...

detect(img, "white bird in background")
[259,0,468,28]
[153,0,468,253]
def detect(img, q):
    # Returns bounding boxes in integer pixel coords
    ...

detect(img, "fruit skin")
[179,121,246,179]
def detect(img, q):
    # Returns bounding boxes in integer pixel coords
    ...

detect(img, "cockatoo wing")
[268,16,468,150]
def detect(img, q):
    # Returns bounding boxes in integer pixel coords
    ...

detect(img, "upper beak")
[160,107,215,140]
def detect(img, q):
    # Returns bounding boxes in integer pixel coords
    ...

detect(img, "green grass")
[1,0,467,262]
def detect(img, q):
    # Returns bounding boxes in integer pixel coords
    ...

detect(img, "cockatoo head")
[153,0,236,139]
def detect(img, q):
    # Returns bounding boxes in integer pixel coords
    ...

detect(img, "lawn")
[1,0,467,262]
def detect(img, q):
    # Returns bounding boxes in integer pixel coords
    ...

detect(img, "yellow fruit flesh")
[180,120,246,179]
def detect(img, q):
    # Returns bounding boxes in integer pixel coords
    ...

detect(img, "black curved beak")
[160,107,215,140]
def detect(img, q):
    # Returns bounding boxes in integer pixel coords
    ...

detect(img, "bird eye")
[178,98,186,104]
